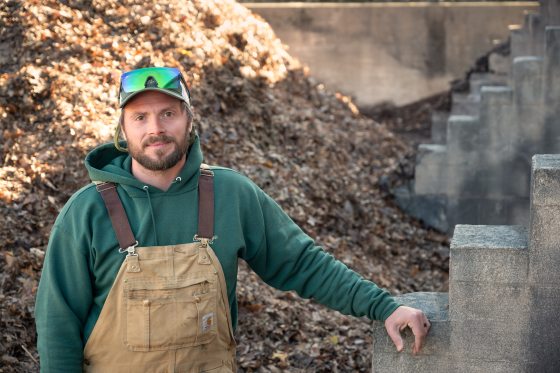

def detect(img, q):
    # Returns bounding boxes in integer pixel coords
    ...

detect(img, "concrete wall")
[246,2,538,107]
[372,3,560,370]
[372,154,560,372]
[403,1,560,232]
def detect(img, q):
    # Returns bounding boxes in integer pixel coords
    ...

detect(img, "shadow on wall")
[247,2,537,107]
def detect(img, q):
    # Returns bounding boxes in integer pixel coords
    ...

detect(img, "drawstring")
[141,178,181,245]
[142,185,159,245]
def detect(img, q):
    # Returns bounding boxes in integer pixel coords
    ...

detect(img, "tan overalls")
[84,167,236,372]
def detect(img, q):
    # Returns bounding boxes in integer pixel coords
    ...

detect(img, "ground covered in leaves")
[0,1,449,371]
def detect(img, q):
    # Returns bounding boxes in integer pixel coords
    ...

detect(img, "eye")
[163,111,174,118]
[135,114,145,121]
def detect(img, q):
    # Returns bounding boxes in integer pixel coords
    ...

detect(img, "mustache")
[142,135,176,147]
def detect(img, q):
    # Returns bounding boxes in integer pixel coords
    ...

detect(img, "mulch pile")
[0,0,449,371]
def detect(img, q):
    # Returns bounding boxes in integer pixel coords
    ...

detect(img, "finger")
[409,320,428,354]
[424,317,431,331]
[386,324,404,352]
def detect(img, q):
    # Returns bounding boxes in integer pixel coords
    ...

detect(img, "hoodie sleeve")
[35,223,92,373]
[243,188,400,322]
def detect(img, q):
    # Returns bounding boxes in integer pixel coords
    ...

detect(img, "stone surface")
[450,224,528,250]
[527,285,560,372]
[247,3,534,107]
[373,155,560,371]
[543,27,560,153]
[394,183,449,233]
[511,26,532,58]
[513,56,543,106]
[411,8,560,231]
[372,292,450,373]
[373,4,560,371]
[450,245,529,284]
[430,111,448,144]
[446,115,479,167]
[414,144,447,195]
[450,282,530,322]
[530,154,560,206]
[451,317,530,362]
[542,0,560,26]
[450,93,479,116]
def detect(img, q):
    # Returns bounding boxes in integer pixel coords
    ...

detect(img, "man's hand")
[384,306,431,355]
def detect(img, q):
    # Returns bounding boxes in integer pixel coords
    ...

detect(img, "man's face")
[122,91,192,172]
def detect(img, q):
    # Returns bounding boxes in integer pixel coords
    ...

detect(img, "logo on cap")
[145,76,158,88]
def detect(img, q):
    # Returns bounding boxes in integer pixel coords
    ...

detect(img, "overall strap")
[197,167,215,240]
[96,166,215,249]
[95,182,137,250]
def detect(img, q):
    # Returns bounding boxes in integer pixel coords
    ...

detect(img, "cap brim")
[120,88,188,108]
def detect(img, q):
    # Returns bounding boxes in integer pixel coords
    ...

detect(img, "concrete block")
[544,28,560,107]
[372,293,450,373]
[414,144,447,195]
[528,206,560,284]
[542,0,560,26]
[529,157,560,283]
[503,157,532,198]
[430,111,448,144]
[480,84,513,106]
[446,115,480,166]
[469,151,530,199]
[468,73,508,96]
[479,86,514,149]
[446,198,482,227]
[524,12,545,55]
[527,285,560,371]
[451,93,479,116]
[530,154,560,206]
[525,361,560,373]
[480,198,529,225]
[489,51,512,75]
[450,225,529,281]
[372,352,451,373]
[544,27,560,152]
[451,358,527,373]
[394,184,449,233]
[510,27,532,58]
[473,156,519,197]
[450,226,529,323]
[529,285,560,317]
[446,164,481,198]
[512,57,544,149]
[450,281,529,322]
[450,317,530,362]
[445,197,527,227]
[513,56,543,106]
[505,197,530,227]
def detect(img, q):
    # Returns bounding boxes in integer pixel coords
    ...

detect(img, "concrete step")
[372,292,450,373]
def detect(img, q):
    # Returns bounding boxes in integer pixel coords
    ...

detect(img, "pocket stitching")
[123,278,218,351]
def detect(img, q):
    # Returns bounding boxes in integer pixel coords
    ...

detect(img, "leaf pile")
[0,0,449,371]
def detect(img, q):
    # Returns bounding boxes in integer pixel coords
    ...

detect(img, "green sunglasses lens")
[120,67,181,93]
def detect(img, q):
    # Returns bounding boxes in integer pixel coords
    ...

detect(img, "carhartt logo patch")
[201,312,214,333]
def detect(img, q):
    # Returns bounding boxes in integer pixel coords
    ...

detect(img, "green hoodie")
[35,136,400,372]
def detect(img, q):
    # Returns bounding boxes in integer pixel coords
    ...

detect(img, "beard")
[128,133,189,171]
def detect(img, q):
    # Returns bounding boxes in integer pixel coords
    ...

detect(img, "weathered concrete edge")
[451,225,528,249]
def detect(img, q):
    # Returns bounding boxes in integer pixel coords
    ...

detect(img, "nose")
[146,114,165,135]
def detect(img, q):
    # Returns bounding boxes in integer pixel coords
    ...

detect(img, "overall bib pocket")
[123,276,218,351]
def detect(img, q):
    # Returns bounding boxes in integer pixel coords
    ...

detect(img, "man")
[35,67,430,372]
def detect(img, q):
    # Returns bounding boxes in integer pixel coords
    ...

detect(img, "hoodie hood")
[85,135,204,195]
